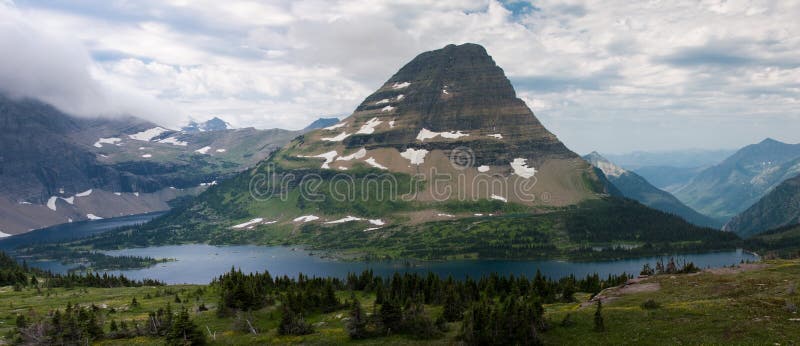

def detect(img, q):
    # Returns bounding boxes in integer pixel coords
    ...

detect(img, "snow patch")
[388,119,396,128]
[381,105,395,112]
[321,131,350,142]
[477,165,490,173]
[86,214,103,220]
[337,148,367,161]
[114,192,121,196]
[368,219,385,226]
[216,149,226,153]
[0,230,12,238]
[141,154,152,158]
[488,133,503,139]
[396,94,405,101]
[400,148,429,165]
[195,146,211,154]
[75,189,92,197]
[510,158,537,179]
[62,197,74,205]
[299,151,338,169]
[436,213,455,218]
[129,127,168,141]
[133,192,140,196]
[93,137,121,148]
[158,136,188,146]
[442,89,449,95]
[363,227,381,232]
[324,122,346,131]
[199,181,218,187]
[375,98,390,105]
[337,166,349,170]
[416,128,469,142]
[232,218,264,229]
[364,157,388,170]
[491,194,508,203]
[356,117,382,134]
[474,213,484,217]
[392,82,410,89]
[293,215,320,223]
[47,197,58,211]
[325,216,363,224]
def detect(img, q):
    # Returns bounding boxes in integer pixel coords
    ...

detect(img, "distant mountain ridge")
[0,95,320,235]
[584,152,720,228]
[673,138,800,222]
[724,174,800,237]
[181,117,232,132]
[302,117,340,131]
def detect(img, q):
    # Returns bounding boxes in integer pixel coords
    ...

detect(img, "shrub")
[641,299,660,310]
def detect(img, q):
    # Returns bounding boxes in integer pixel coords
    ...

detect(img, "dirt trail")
[703,263,767,275]
[580,276,661,308]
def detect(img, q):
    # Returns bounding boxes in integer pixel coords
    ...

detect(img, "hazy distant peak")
[182,117,232,133]
[584,152,627,178]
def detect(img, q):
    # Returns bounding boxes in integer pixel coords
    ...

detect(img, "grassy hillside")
[1,258,798,345]
[747,223,800,258]
[74,197,740,262]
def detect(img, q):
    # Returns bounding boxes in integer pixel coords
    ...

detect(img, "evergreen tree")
[166,307,206,345]
[594,300,605,332]
[442,286,463,322]
[346,295,368,339]
[379,298,402,334]
[277,306,313,336]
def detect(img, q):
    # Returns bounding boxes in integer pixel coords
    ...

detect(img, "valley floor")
[1,259,798,345]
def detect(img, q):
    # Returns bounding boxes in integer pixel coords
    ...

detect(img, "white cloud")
[0,3,180,126]
[0,0,798,151]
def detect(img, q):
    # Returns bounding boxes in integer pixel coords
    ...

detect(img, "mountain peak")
[758,137,785,146]
[583,152,626,178]
[302,117,340,132]
[182,117,231,133]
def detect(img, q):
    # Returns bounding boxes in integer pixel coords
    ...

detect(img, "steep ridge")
[673,139,800,222]
[274,43,601,207]
[584,152,720,228]
[725,174,800,237]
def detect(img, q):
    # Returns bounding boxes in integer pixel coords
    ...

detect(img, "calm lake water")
[5,212,758,285]
[0,211,166,251]
[33,244,757,285]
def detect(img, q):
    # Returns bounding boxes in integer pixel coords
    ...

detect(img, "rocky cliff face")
[166,43,608,236]
[275,43,603,208]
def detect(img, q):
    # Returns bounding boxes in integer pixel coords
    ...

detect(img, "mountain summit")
[275,43,602,207]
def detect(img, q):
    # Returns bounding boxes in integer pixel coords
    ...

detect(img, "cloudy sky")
[0,0,798,153]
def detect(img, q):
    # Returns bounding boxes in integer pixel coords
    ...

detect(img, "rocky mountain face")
[0,95,302,235]
[724,174,800,237]
[584,152,720,228]
[673,139,800,223]
[156,43,608,234]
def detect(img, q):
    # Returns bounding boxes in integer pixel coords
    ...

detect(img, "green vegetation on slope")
[746,223,800,258]
[2,253,799,345]
[72,197,740,262]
